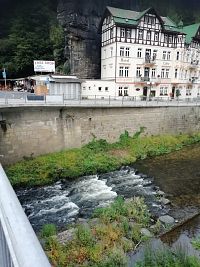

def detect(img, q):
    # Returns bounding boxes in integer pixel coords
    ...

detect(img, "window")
[137,48,142,58]
[162,51,167,60]
[160,87,168,96]
[98,87,102,91]
[104,49,106,58]
[152,68,156,78]
[147,31,151,41]
[160,87,164,96]
[164,34,168,43]
[119,46,124,57]
[124,87,128,96]
[118,87,129,96]
[175,68,178,78]
[153,50,157,60]
[110,28,114,39]
[149,16,155,25]
[127,29,131,38]
[83,86,86,90]
[88,86,91,90]
[138,30,143,40]
[176,51,180,60]
[169,36,172,43]
[120,28,125,38]
[124,67,129,77]
[186,88,191,96]
[165,69,169,78]
[154,32,159,42]
[125,47,130,57]
[161,69,165,78]
[118,87,123,96]
[144,16,148,24]
[119,67,124,77]
[120,47,124,57]
[167,52,171,60]
[105,87,108,91]
[136,67,141,77]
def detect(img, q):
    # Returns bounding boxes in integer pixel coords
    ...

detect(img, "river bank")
[6,129,200,188]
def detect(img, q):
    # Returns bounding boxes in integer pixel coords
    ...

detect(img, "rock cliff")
[57,0,137,79]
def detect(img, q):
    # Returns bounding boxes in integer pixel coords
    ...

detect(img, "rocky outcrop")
[57,0,137,79]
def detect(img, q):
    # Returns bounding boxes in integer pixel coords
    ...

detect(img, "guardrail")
[0,92,200,107]
[0,164,51,267]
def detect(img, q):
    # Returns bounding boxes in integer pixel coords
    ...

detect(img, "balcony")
[143,56,156,66]
[188,77,197,84]
[189,60,199,68]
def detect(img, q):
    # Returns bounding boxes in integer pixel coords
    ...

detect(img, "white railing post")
[0,165,51,267]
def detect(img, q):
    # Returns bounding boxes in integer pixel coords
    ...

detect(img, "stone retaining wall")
[0,106,199,165]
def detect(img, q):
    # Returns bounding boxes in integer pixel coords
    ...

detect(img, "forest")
[0,0,200,78]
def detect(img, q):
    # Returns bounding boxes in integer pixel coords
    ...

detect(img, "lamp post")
[2,68,6,89]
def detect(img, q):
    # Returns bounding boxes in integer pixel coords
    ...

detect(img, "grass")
[135,246,200,267]
[6,129,200,188]
[43,197,151,267]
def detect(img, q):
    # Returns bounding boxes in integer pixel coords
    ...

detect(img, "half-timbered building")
[82,6,200,99]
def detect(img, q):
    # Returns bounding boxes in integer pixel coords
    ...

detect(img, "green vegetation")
[6,132,200,188]
[135,246,200,267]
[0,0,65,78]
[6,131,200,188]
[40,224,57,238]
[191,236,200,250]
[43,197,151,267]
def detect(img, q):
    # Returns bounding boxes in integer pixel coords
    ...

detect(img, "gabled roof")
[182,23,200,44]
[105,6,183,34]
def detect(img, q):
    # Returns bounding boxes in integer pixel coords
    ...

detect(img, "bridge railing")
[0,92,200,107]
[0,164,51,267]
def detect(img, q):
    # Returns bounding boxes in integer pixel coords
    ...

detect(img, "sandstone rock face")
[57,0,137,78]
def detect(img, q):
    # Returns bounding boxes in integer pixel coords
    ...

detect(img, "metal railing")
[0,164,51,267]
[0,92,200,107]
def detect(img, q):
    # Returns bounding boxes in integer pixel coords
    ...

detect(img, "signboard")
[34,60,55,73]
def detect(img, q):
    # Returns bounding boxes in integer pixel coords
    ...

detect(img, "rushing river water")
[17,167,167,231]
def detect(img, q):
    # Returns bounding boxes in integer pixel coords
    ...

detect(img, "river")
[16,143,200,249]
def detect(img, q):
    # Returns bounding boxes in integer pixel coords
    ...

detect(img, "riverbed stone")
[157,190,165,196]
[160,198,171,205]
[140,228,153,238]
[159,215,175,224]
[57,228,76,244]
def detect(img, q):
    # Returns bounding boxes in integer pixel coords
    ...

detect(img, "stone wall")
[0,106,200,165]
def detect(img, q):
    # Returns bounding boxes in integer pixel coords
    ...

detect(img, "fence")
[0,92,200,107]
[0,164,51,267]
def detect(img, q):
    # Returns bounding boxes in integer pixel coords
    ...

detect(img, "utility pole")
[2,68,6,89]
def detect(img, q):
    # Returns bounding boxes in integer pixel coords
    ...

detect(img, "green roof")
[106,6,182,33]
[182,23,200,43]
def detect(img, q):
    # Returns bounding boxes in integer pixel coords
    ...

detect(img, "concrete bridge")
[0,164,51,267]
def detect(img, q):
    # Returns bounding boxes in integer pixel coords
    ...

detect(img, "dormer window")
[127,29,131,38]
[138,30,143,39]
[154,32,159,41]
[147,31,151,41]
[120,28,125,38]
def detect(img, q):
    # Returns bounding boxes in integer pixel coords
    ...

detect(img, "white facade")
[82,7,200,99]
